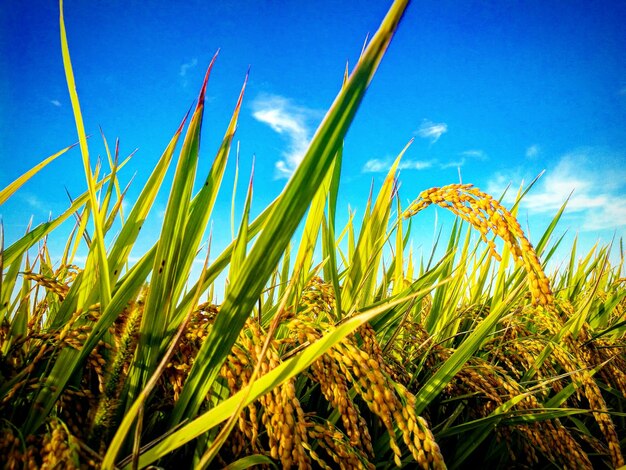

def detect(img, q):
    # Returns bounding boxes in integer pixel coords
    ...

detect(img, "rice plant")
[1,0,624,468]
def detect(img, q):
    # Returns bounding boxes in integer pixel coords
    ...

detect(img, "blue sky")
[1,1,625,272]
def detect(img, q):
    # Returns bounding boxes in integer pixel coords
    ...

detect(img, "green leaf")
[414,283,525,415]
[323,147,343,317]
[223,455,278,470]
[291,154,335,298]
[343,142,410,311]
[107,112,189,284]
[174,73,247,300]
[0,143,76,205]
[170,0,410,426]
[228,164,254,294]
[2,173,111,269]
[60,0,112,309]
[127,56,217,403]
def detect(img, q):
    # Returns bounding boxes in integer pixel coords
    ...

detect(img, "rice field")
[1,1,625,468]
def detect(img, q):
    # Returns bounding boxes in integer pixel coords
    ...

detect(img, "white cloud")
[416,120,447,143]
[584,199,626,231]
[18,193,50,214]
[440,159,465,169]
[50,99,61,107]
[362,159,390,173]
[26,194,44,209]
[523,155,607,214]
[461,149,487,160]
[400,160,433,171]
[362,158,432,173]
[179,58,198,77]
[252,94,317,178]
[438,150,485,170]
[486,149,626,232]
[525,144,540,159]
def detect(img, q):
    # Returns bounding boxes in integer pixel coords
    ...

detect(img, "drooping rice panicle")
[405,184,554,306]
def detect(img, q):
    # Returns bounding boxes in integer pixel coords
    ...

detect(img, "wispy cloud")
[362,158,432,173]
[400,160,433,170]
[525,144,540,159]
[20,193,49,213]
[487,149,626,232]
[252,94,318,178]
[439,149,486,169]
[440,159,465,169]
[415,119,447,143]
[436,149,487,170]
[364,150,484,173]
[50,99,61,107]
[584,199,626,231]
[461,149,487,160]
[362,159,391,173]
[179,58,198,77]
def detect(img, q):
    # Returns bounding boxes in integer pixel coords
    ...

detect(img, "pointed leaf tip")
[248,157,255,188]
[197,51,219,106]
[235,72,249,109]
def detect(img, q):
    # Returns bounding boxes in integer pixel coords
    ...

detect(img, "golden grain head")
[404,184,555,307]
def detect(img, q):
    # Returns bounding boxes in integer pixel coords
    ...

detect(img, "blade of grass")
[107,111,189,283]
[102,245,212,470]
[126,55,217,405]
[414,282,526,415]
[170,0,410,426]
[0,143,77,205]
[2,173,113,268]
[173,72,247,301]
[227,162,254,294]
[60,0,112,308]
[291,155,335,298]
[324,146,344,318]
[223,455,278,470]
[343,142,410,311]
